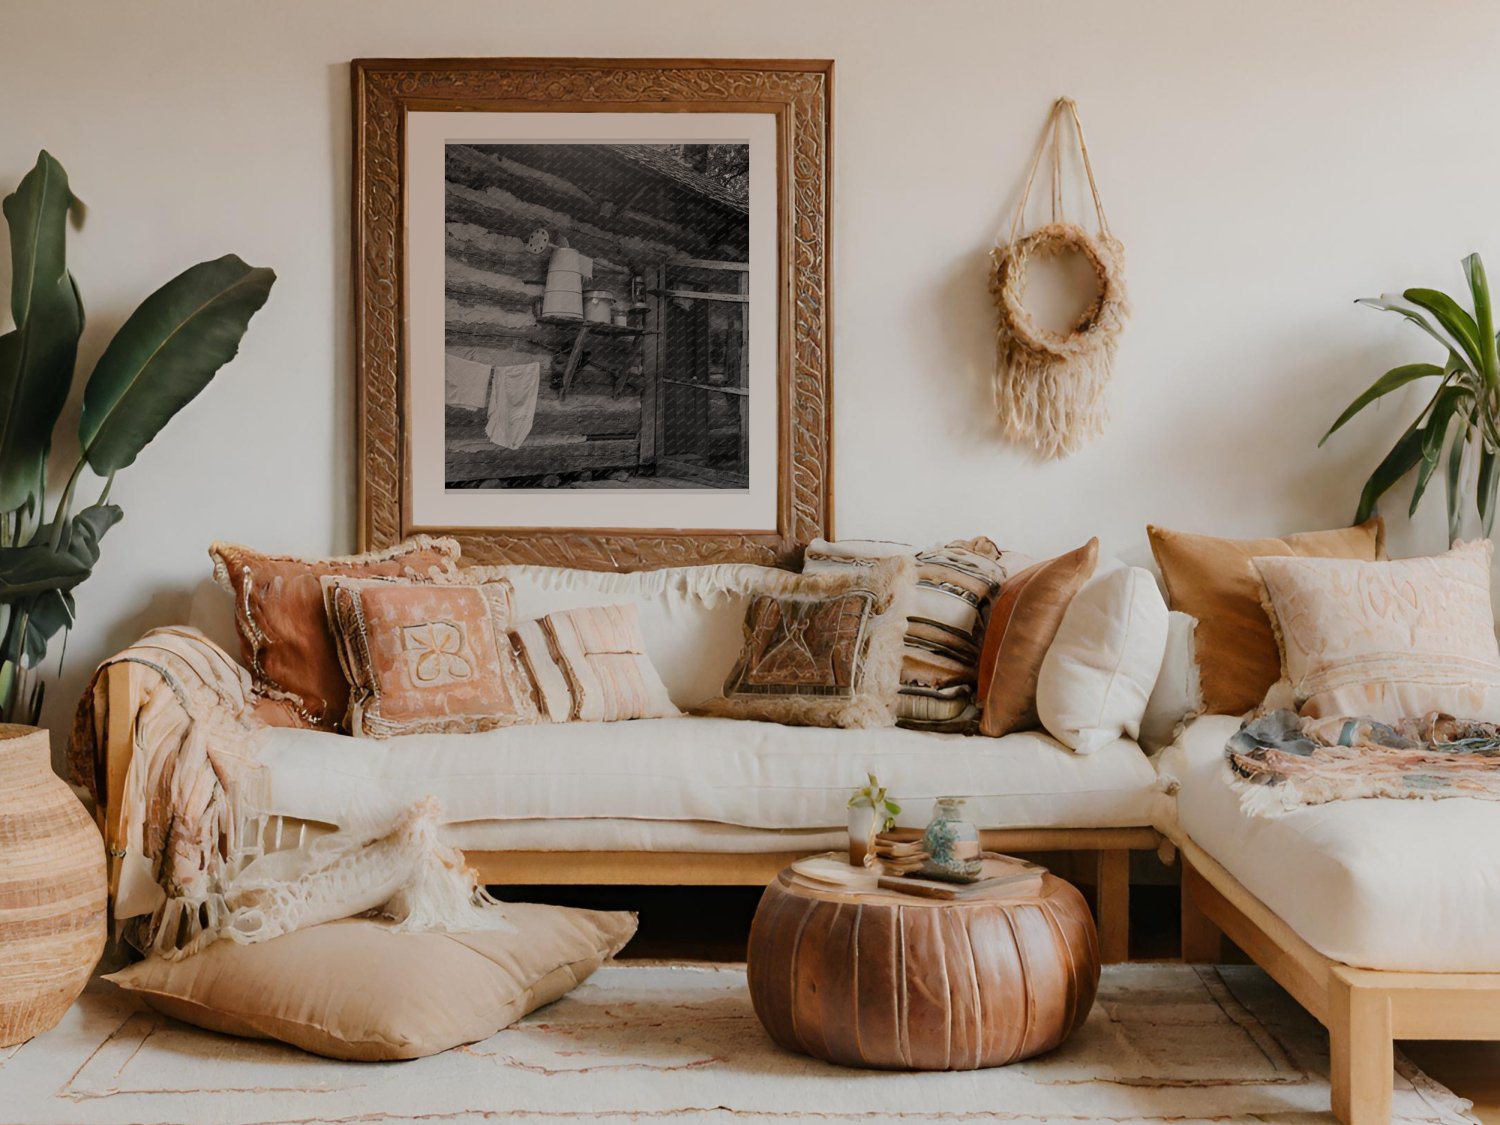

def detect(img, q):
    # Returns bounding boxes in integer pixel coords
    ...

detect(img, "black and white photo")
[442,142,751,492]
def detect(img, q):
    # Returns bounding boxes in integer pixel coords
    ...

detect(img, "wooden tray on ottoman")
[746,860,1100,1070]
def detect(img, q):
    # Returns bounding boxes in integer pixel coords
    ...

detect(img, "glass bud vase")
[921,797,983,882]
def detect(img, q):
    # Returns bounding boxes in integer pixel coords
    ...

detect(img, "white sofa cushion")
[1035,564,1168,754]
[1158,714,1500,972]
[249,717,1158,834]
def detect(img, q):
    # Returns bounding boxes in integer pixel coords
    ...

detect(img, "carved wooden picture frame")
[352,58,832,569]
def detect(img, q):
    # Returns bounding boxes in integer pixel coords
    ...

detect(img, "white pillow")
[1138,611,1202,752]
[1036,564,1169,754]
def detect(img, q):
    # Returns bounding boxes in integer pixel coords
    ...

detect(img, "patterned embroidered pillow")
[322,575,539,738]
[210,537,461,730]
[510,603,679,723]
[803,538,1023,731]
[1254,540,1500,723]
[701,555,916,729]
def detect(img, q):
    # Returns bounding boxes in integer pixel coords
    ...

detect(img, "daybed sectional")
[91,557,1162,965]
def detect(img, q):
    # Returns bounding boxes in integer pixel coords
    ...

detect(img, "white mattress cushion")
[1159,714,1500,972]
[250,717,1158,834]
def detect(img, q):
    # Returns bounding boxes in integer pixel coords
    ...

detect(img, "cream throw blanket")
[70,628,510,960]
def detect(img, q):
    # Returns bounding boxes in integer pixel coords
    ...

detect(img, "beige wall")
[1,0,1496,741]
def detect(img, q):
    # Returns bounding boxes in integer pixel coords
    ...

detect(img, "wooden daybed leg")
[1329,967,1393,1125]
[1095,848,1130,964]
[1179,857,1224,963]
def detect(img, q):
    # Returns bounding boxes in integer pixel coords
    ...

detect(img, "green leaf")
[55,503,121,568]
[1357,296,1474,367]
[20,589,72,667]
[1462,253,1499,389]
[0,542,91,598]
[1446,415,1469,544]
[0,151,84,512]
[1481,447,1500,536]
[79,254,274,474]
[1320,363,1443,445]
[1410,387,1469,517]
[1355,421,1426,523]
[1404,287,1484,372]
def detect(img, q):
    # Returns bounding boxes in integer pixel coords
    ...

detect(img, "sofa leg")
[1179,858,1223,963]
[1328,968,1393,1125]
[1094,848,1129,964]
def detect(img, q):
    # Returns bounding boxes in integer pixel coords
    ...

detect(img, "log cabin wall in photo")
[444,142,751,490]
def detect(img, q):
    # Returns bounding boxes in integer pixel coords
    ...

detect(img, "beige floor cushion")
[105,903,637,1060]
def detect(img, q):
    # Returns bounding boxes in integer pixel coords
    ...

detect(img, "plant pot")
[0,725,106,1046]
[847,805,878,867]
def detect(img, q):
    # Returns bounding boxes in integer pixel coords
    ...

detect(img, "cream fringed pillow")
[699,555,915,729]
[510,603,679,723]
[323,575,539,738]
[106,905,637,1061]
[1254,540,1500,722]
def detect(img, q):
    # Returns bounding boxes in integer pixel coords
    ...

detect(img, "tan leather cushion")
[323,575,540,738]
[210,537,461,730]
[1147,518,1385,716]
[977,539,1099,737]
[105,904,637,1061]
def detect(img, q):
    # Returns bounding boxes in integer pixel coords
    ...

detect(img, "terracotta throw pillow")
[1255,540,1500,722]
[977,539,1099,737]
[1147,518,1385,716]
[510,603,679,723]
[323,575,539,738]
[210,537,461,729]
[105,904,637,1061]
[700,555,915,729]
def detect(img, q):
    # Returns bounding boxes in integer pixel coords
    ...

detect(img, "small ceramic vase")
[847,805,878,867]
[921,797,983,882]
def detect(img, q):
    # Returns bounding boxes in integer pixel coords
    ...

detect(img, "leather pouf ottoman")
[747,865,1100,1070]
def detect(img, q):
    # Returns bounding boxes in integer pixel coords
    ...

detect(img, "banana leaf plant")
[0,151,274,725]
[1323,253,1500,545]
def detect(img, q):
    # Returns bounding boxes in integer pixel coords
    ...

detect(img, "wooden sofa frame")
[99,661,1156,963]
[1179,835,1500,1125]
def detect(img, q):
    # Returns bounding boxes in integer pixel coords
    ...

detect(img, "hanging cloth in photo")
[485,361,540,450]
[444,354,540,450]
[990,97,1129,460]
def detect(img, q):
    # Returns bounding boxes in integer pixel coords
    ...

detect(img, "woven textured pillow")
[510,603,679,723]
[105,904,637,1061]
[1254,540,1500,722]
[803,538,1023,731]
[977,539,1099,738]
[322,575,539,738]
[210,537,461,729]
[1147,519,1385,716]
[701,555,915,729]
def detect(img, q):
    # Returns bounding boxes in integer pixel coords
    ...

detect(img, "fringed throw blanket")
[1227,708,1500,816]
[70,627,509,959]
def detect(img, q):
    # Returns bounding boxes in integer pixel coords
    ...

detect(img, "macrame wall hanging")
[990,97,1129,460]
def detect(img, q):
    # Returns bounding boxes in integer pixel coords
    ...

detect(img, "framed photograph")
[352,58,833,569]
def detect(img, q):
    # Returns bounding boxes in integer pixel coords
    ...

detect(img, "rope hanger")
[990,97,1129,461]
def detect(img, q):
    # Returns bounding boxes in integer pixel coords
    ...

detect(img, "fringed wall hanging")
[990,97,1129,460]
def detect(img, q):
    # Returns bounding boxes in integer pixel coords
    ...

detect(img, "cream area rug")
[0,963,1474,1124]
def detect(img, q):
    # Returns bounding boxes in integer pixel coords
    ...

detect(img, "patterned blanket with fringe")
[1227,708,1500,816]
[69,627,509,960]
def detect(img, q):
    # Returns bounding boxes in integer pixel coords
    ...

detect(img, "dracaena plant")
[1323,253,1500,544]
[0,151,274,725]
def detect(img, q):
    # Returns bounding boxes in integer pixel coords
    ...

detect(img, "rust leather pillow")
[1147,518,1385,716]
[977,539,1099,738]
[323,575,540,738]
[210,537,461,730]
